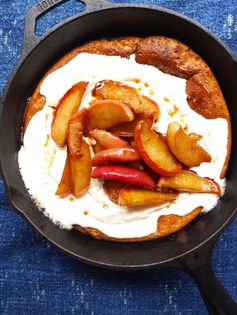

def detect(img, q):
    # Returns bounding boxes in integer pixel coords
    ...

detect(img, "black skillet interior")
[1,0,237,270]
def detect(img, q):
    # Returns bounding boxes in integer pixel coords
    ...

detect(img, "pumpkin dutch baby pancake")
[19,36,231,242]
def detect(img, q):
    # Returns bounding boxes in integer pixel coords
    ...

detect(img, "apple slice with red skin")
[56,152,71,197]
[167,121,211,167]
[68,108,87,158]
[118,186,178,207]
[109,113,154,137]
[86,99,134,131]
[92,164,156,189]
[70,139,92,197]
[51,81,88,146]
[93,80,141,107]
[103,180,125,204]
[92,148,141,166]
[89,129,128,149]
[93,80,159,120]
[135,121,181,176]
[158,170,221,195]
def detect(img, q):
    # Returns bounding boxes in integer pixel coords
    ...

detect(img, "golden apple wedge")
[70,139,92,198]
[86,99,134,131]
[135,121,181,176]
[93,80,159,120]
[141,95,159,120]
[118,186,178,207]
[158,170,221,195]
[109,113,154,137]
[56,152,71,197]
[51,81,88,146]
[167,121,211,167]
[89,129,128,149]
[68,108,87,159]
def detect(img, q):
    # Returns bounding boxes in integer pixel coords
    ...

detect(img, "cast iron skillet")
[1,0,237,313]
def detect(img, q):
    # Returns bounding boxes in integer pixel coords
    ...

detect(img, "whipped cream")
[18,53,228,239]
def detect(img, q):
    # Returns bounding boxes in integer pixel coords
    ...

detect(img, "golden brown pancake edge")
[23,36,231,242]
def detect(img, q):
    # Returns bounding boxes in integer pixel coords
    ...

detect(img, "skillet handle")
[176,241,237,315]
[21,0,113,58]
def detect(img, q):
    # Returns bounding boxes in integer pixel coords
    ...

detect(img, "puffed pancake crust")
[24,36,231,242]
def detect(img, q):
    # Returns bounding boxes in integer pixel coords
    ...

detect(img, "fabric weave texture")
[0,1,237,314]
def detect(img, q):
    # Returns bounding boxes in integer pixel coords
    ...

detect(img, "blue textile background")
[0,1,237,314]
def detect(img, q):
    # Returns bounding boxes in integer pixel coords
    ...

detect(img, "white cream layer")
[18,53,228,239]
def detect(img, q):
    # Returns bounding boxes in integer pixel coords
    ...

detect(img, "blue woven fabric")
[0,1,237,314]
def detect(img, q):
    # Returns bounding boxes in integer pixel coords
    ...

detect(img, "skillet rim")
[0,4,237,269]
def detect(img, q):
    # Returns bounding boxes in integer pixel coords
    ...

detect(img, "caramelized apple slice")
[86,99,134,131]
[93,143,104,154]
[135,121,181,176]
[92,148,141,166]
[56,153,71,197]
[70,139,92,197]
[109,113,154,137]
[118,186,178,207]
[93,80,159,120]
[167,122,211,167]
[51,81,88,146]
[158,170,221,195]
[141,96,159,118]
[103,180,125,204]
[93,79,141,107]
[68,109,87,158]
[129,139,136,149]
[92,164,156,189]
[89,129,128,149]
